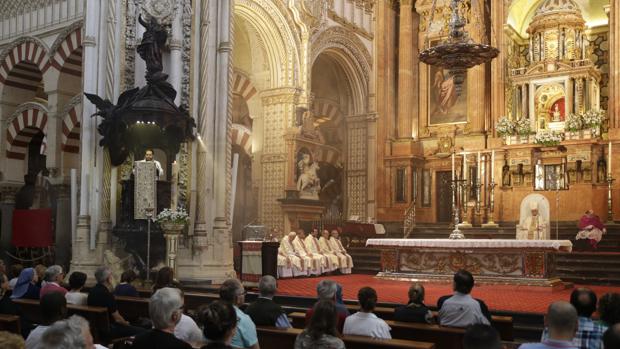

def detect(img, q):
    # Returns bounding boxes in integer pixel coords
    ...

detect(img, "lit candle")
[491,150,495,183]
[463,154,468,181]
[609,141,613,177]
[451,152,455,181]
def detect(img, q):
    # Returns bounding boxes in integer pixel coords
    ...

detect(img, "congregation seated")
[0,271,31,338]
[294,300,345,349]
[304,228,336,274]
[11,268,40,301]
[604,324,620,349]
[131,287,193,349]
[8,264,23,290]
[394,283,433,324]
[305,280,348,332]
[40,265,67,298]
[334,284,350,317]
[65,272,88,306]
[462,324,501,349]
[542,287,606,349]
[200,300,238,349]
[520,301,578,349]
[152,267,182,293]
[244,275,291,328]
[219,279,259,349]
[598,292,620,327]
[87,266,144,340]
[438,269,491,327]
[25,292,67,349]
[40,314,100,349]
[33,265,46,290]
[0,331,24,349]
[343,286,391,339]
[114,270,139,297]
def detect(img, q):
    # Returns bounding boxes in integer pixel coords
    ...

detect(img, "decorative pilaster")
[490,0,505,133]
[608,4,620,128]
[346,114,370,220]
[0,185,20,265]
[397,0,414,139]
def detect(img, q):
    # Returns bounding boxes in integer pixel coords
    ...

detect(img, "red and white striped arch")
[313,100,342,125]
[0,39,50,84]
[6,105,48,160]
[231,123,252,155]
[61,102,82,154]
[232,71,257,101]
[49,26,82,74]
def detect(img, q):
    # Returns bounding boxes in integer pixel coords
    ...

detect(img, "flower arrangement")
[565,113,583,132]
[534,130,563,146]
[515,118,532,136]
[496,116,515,137]
[582,109,606,129]
[156,207,189,225]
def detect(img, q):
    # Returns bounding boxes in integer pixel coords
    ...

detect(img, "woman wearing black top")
[152,267,182,292]
[201,300,238,349]
[394,283,434,324]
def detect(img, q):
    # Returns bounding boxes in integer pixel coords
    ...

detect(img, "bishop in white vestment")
[517,202,549,240]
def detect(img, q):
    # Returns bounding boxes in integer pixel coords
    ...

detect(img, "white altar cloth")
[366,238,572,252]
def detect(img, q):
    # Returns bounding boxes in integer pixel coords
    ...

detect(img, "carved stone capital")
[260,87,300,106]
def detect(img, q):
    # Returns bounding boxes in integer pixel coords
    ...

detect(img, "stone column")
[0,185,19,266]
[170,5,183,105]
[397,0,414,139]
[51,183,71,268]
[490,0,506,133]
[608,4,620,128]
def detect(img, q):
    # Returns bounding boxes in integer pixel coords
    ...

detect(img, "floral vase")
[160,222,186,274]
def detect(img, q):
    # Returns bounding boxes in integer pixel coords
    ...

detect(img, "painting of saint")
[428,66,468,125]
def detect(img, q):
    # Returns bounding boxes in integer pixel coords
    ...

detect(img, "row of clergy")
[277,229,354,278]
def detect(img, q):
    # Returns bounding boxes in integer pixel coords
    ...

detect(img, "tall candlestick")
[477,151,481,184]
[491,150,495,183]
[463,154,468,181]
[451,152,455,181]
[609,141,613,176]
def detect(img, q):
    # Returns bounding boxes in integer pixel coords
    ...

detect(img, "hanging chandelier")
[419,0,499,95]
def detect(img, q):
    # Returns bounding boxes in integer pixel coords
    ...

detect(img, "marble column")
[51,183,71,268]
[608,4,620,128]
[0,185,20,266]
[397,0,414,139]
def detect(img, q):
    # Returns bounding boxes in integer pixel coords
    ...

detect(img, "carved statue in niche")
[597,157,607,183]
[502,161,511,187]
[296,151,321,200]
[137,15,167,80]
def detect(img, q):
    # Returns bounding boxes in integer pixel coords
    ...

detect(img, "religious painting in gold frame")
[427,44,468,125]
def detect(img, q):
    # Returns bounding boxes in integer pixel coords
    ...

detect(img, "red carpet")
[277,274,620,314]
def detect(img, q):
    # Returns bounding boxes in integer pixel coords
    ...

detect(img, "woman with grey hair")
[131,287,192,349]
[39,315,95,349]
[40,265,67,298]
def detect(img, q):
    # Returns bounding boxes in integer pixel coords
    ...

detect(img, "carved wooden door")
[436,171,453,223]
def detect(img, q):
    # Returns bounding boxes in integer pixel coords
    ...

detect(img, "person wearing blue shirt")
[520,301,579,349]
[219,279,259,349]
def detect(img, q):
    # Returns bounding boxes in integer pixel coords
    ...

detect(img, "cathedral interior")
[0,0,618,285]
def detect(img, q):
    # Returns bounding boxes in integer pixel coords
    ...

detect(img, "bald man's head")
[604,324,620,349]
[546,301,578,340]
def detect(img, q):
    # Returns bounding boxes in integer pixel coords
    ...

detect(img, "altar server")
[278,233,306,277]
[305,228,336,273]
[329,230,353,274]
[318,230,341,270]
[517,202,549,240]
[293,229,324,276]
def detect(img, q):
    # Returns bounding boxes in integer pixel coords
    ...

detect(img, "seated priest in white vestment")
[305,228,336,273]
[318,230,341,271]
[329,230,353,274]
[517,202,549,240]
[293,229,323,276]
[277,233,307,277]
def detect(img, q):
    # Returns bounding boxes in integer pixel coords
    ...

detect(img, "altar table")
[366,239,572,287]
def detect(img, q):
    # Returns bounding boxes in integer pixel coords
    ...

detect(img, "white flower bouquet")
[156,207,189,225]
[515,118,532,136]
[582,109,606,129]
[565,113,583,132]
[534,130,563,146]
[496,116,516,137]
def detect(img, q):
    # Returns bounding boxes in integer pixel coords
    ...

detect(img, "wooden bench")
[12,299,110,343]
[0,314,21,335]
[256,326,435,349]
[115,296,150,322]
